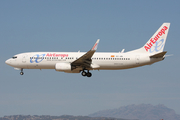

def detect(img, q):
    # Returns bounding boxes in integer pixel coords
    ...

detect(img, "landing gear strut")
[81,70,92,77]
[20,69,24,75]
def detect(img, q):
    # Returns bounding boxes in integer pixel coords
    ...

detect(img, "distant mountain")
[0,115,134,120]
[89,104,180,120]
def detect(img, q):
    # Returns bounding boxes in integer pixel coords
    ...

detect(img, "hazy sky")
[0,0,180,117]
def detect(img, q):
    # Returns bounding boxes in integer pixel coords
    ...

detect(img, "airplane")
[5,23,170,77]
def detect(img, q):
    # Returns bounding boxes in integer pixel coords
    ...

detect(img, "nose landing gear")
[20,69,24,75]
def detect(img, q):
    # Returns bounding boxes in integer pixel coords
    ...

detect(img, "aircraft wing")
[71,39,100,69]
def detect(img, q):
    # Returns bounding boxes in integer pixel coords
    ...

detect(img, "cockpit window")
[12,56,17,59]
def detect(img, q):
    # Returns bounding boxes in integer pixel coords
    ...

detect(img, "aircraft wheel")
[86,72,92,77]
[81,71,87,76]
[20,72,24,75]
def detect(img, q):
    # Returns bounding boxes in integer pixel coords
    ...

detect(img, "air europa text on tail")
[144,26,168,52]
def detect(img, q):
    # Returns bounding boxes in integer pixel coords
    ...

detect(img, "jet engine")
[55,63,71,71]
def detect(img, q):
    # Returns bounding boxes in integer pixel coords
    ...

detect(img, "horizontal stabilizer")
[150,51,167,58]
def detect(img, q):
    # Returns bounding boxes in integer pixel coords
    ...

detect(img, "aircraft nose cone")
[5,59,11,65]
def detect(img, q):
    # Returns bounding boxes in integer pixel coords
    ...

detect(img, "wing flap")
[91,63,100,69]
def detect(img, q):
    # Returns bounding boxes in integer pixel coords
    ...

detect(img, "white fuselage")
[5,52,162,73]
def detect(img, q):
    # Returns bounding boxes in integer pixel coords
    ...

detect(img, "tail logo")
[144,26,168,52]
[149,39,164,53]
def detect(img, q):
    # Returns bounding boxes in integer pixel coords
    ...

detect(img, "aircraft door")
[22,54,27,63]
[135,55,140,64]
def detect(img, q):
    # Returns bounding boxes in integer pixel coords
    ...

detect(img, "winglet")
[91,39,100,51]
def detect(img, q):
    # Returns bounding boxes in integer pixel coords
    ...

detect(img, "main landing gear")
[81,70,92,77]
[20,69,24,75]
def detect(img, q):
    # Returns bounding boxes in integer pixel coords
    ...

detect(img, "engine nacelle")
[55,63,71,71]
